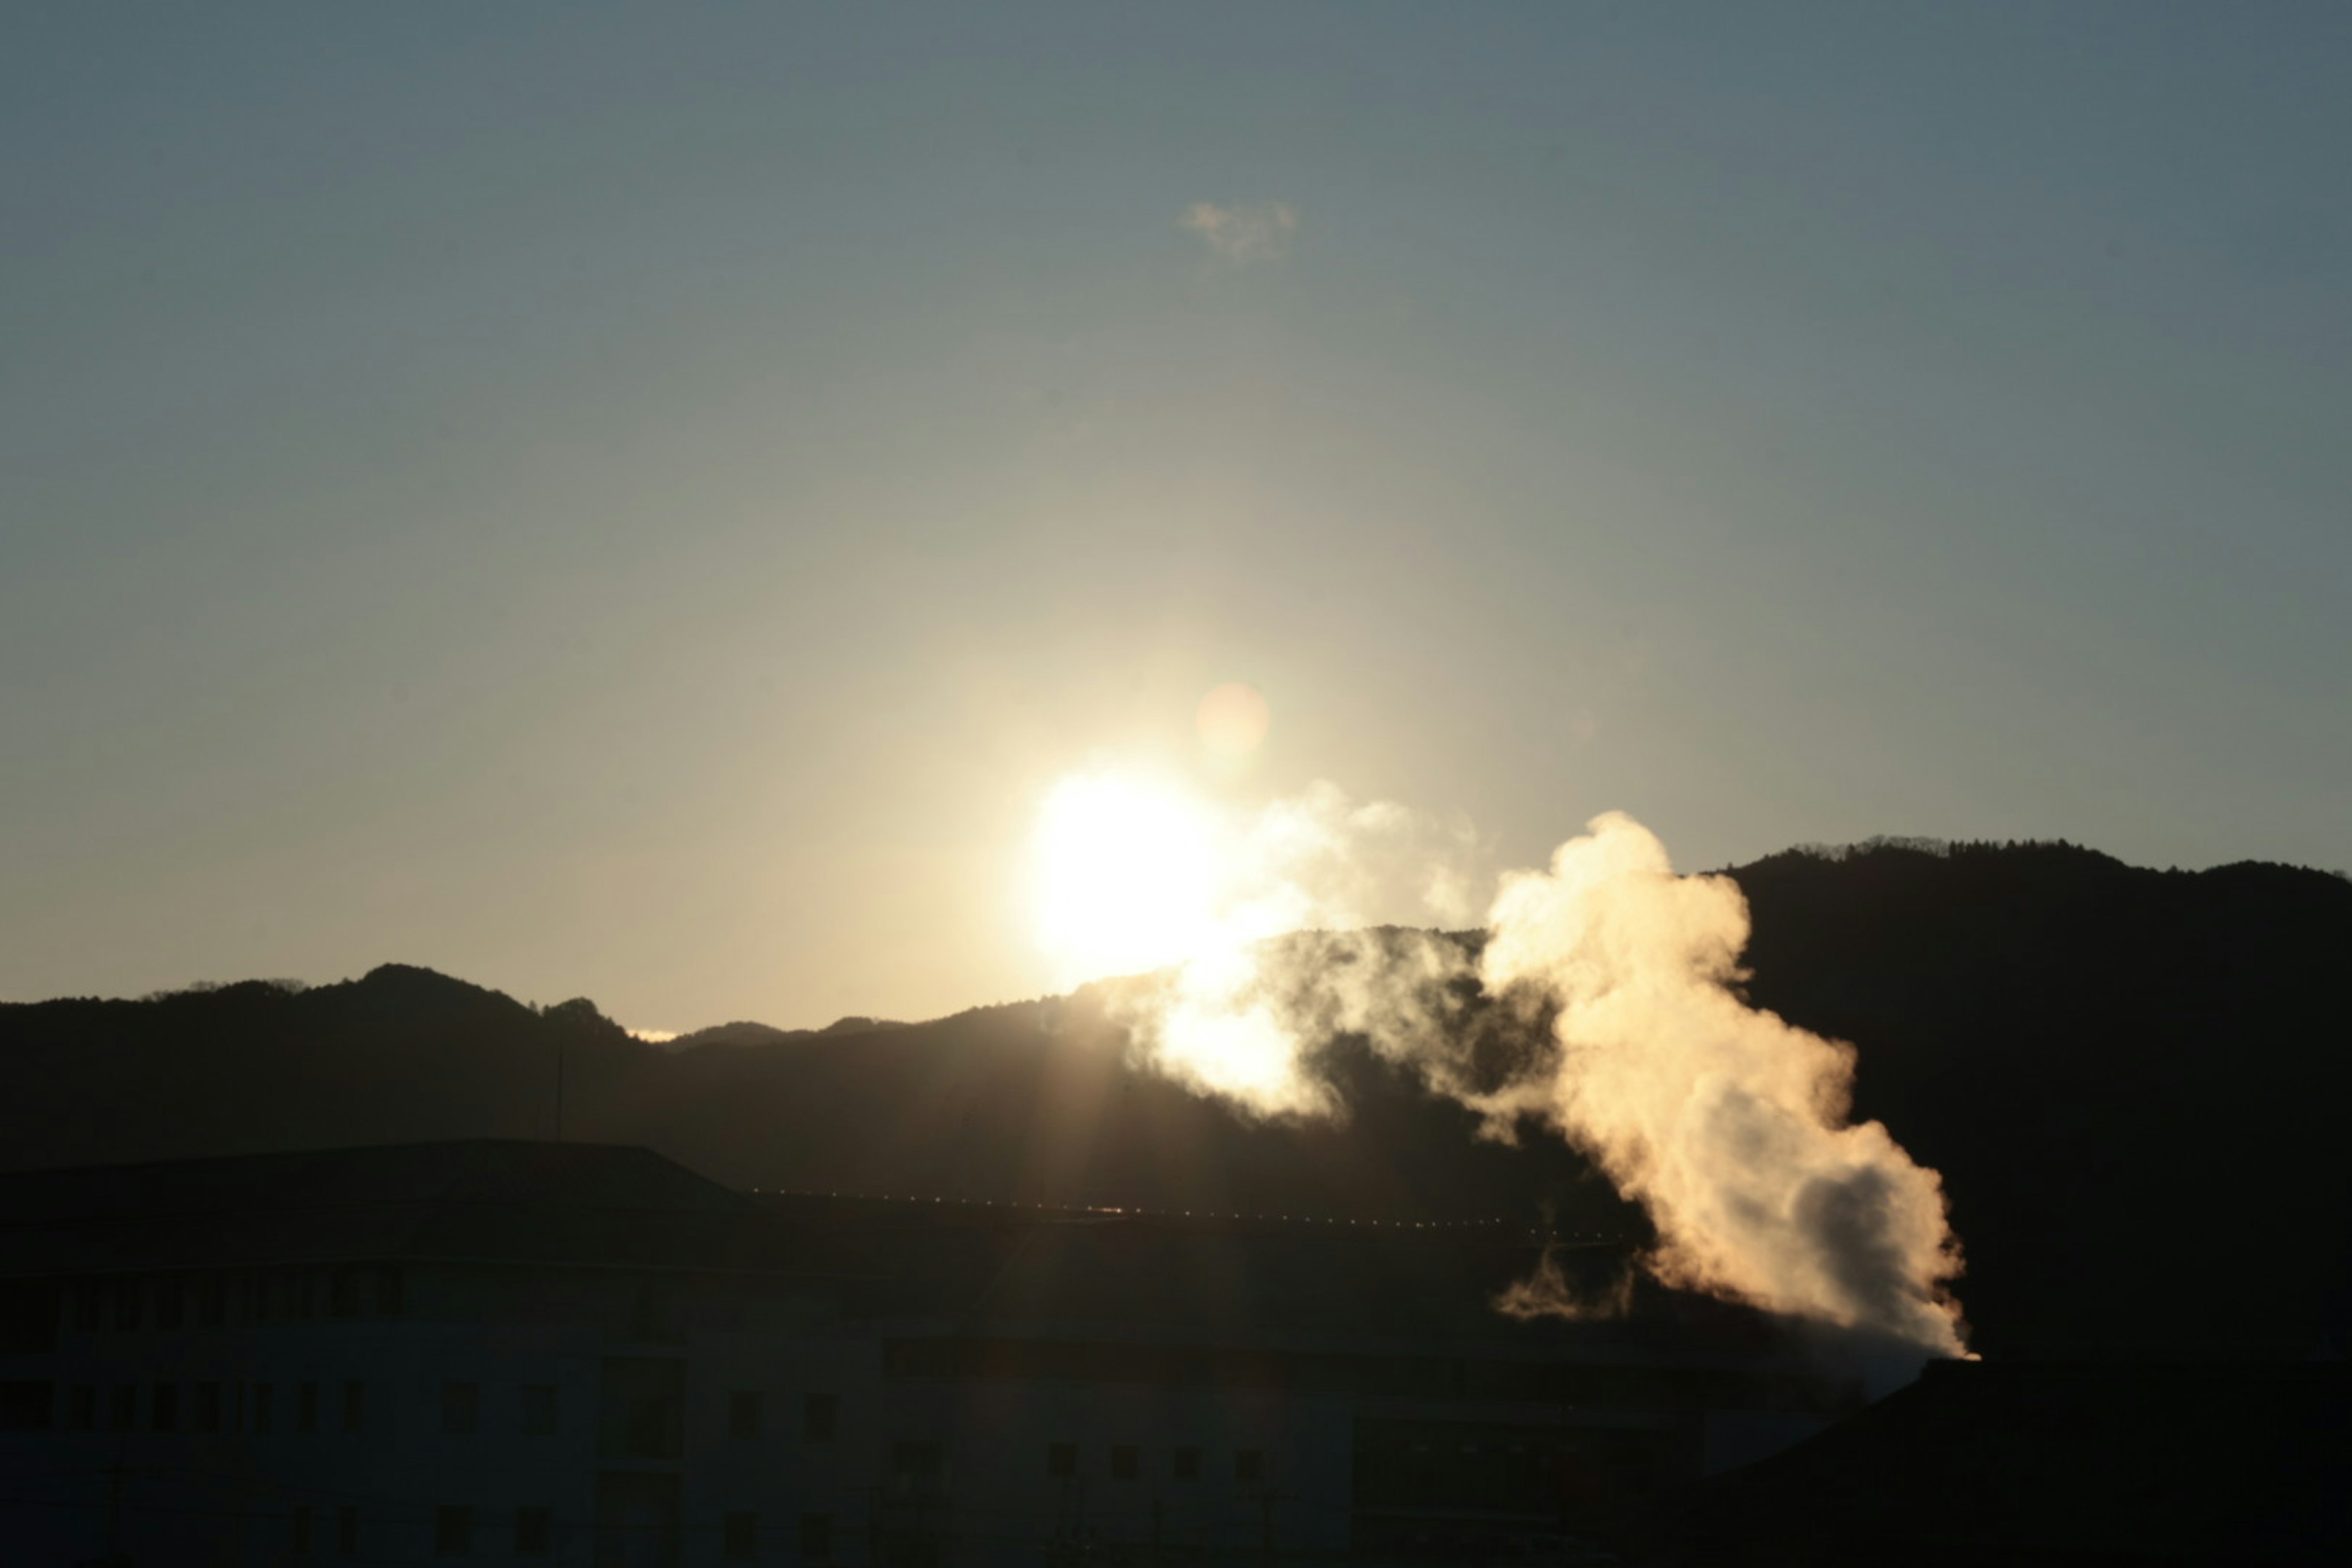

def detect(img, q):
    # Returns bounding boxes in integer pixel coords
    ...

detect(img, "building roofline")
[0,1136,665,1182]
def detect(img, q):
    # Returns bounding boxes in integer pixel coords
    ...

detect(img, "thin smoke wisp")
[1107,783,1483,1118]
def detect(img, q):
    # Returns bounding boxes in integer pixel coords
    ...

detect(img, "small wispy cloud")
[1181,200,1298,265]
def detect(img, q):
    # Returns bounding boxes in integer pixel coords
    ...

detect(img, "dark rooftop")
[0,1140,828,1278]
[0,1142,1885,1376]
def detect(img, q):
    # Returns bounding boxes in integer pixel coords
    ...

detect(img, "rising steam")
[1097,794,1967,1358]
[1474,813,1966,1355]
[1114,783,1481,1117]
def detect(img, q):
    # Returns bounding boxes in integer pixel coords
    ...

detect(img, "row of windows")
[12,1274,797,1346]
[293,1504,567,1558]
[45,1268,405,1335]
[725,1389,838,1441]
[436,1383,839,1441]
[290,1503,361,1556]
[9,1377,847,1445]
[295,1506,831,1561]
[867,1437,1266,1487]
[420,1505,562,1559]
[1044,1442,1264,1484]
[437,1382,561,1434]
[33,1379,371,1434]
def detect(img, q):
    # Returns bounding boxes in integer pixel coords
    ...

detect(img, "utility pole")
[554,1038,565,1142]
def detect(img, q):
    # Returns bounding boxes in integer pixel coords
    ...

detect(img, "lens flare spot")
[1195,682,1271,760]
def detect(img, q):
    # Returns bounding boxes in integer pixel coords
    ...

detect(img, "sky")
[4,2,2348,1031]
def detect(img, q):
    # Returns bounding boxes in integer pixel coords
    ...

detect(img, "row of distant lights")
[745,1187,1619,1239]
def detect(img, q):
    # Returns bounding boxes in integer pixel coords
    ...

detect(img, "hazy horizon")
[10,832,2336,1042]
[7,4,2348,1031]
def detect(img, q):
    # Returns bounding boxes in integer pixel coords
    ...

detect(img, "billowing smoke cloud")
[1472,813,1966,1355]
[1113,801,1969,1358]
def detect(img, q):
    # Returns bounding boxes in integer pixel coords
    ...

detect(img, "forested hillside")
[6,840,2346,1360]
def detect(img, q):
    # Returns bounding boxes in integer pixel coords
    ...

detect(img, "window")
[723,1510,756,1559]
[156,1278,184,1330]
[440,1381,479,1434]
[199,1276,226,1327]
[599,1357,684,1460]
[0,1381,54,1432]
[1047,1442,1077,1479]
[337,1504,358,1555]
[73,1283,102,1333]
[520,1383,557,1435]
[1235,1449,1264,1485]
[67,1385,95,1431]
[342,1381,365,1433]
[293,1506,314,1555]
[0,1281,57,1353]
[194,1381,222,1433]
[151,1382,179,1431]
[111,1385,137,1431]
[799,1514,832,1562]
[594,1474,680,1563]
[802,1392,837,1442]
[113,1279,141,1331]
[515,1506,552,1557]
[375,1265,405,1317]
[298,1381,318,1432]
[631,1286,679,1343]
[1110,1445,1140,1481]
[254,1382,276,1433]
[433,1505,473,1556]
[892,1441,944,1480]
[728,1389,763,1439]
[889,1442,944,1505]
[1172,1446,1201,1481]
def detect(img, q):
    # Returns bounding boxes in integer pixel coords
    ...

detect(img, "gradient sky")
[5,3,2348,1030]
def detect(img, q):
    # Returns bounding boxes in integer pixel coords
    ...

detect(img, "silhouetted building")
[1669,1357,2350,1566]
[1,1141,1857,1566]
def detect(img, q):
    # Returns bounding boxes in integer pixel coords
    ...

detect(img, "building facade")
[1,1142,1853,1566]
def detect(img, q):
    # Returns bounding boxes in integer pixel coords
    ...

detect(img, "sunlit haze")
[4,4,2348,1031]
[1032,772,1223,984]
[6,18,2343,1551]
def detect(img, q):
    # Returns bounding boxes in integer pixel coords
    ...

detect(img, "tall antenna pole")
[555,1038,565,1142]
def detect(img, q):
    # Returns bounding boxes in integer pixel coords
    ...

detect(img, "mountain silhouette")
[5,840,2346,1361]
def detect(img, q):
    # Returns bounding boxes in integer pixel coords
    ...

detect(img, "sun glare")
[1033,774,1223,983]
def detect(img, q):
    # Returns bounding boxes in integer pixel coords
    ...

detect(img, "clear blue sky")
[4,3,2346,1028]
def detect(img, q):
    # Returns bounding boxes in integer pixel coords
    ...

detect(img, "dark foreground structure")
[1,1140,1853,1566]
[1670,1357,2350,1567]
[7,1141,2341,1567]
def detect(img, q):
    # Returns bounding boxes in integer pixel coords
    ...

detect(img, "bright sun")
[1033,773,1223,983]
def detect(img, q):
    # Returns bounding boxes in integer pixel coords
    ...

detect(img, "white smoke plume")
[1112,799,1969,1357]
[1473,813,1967,1355]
